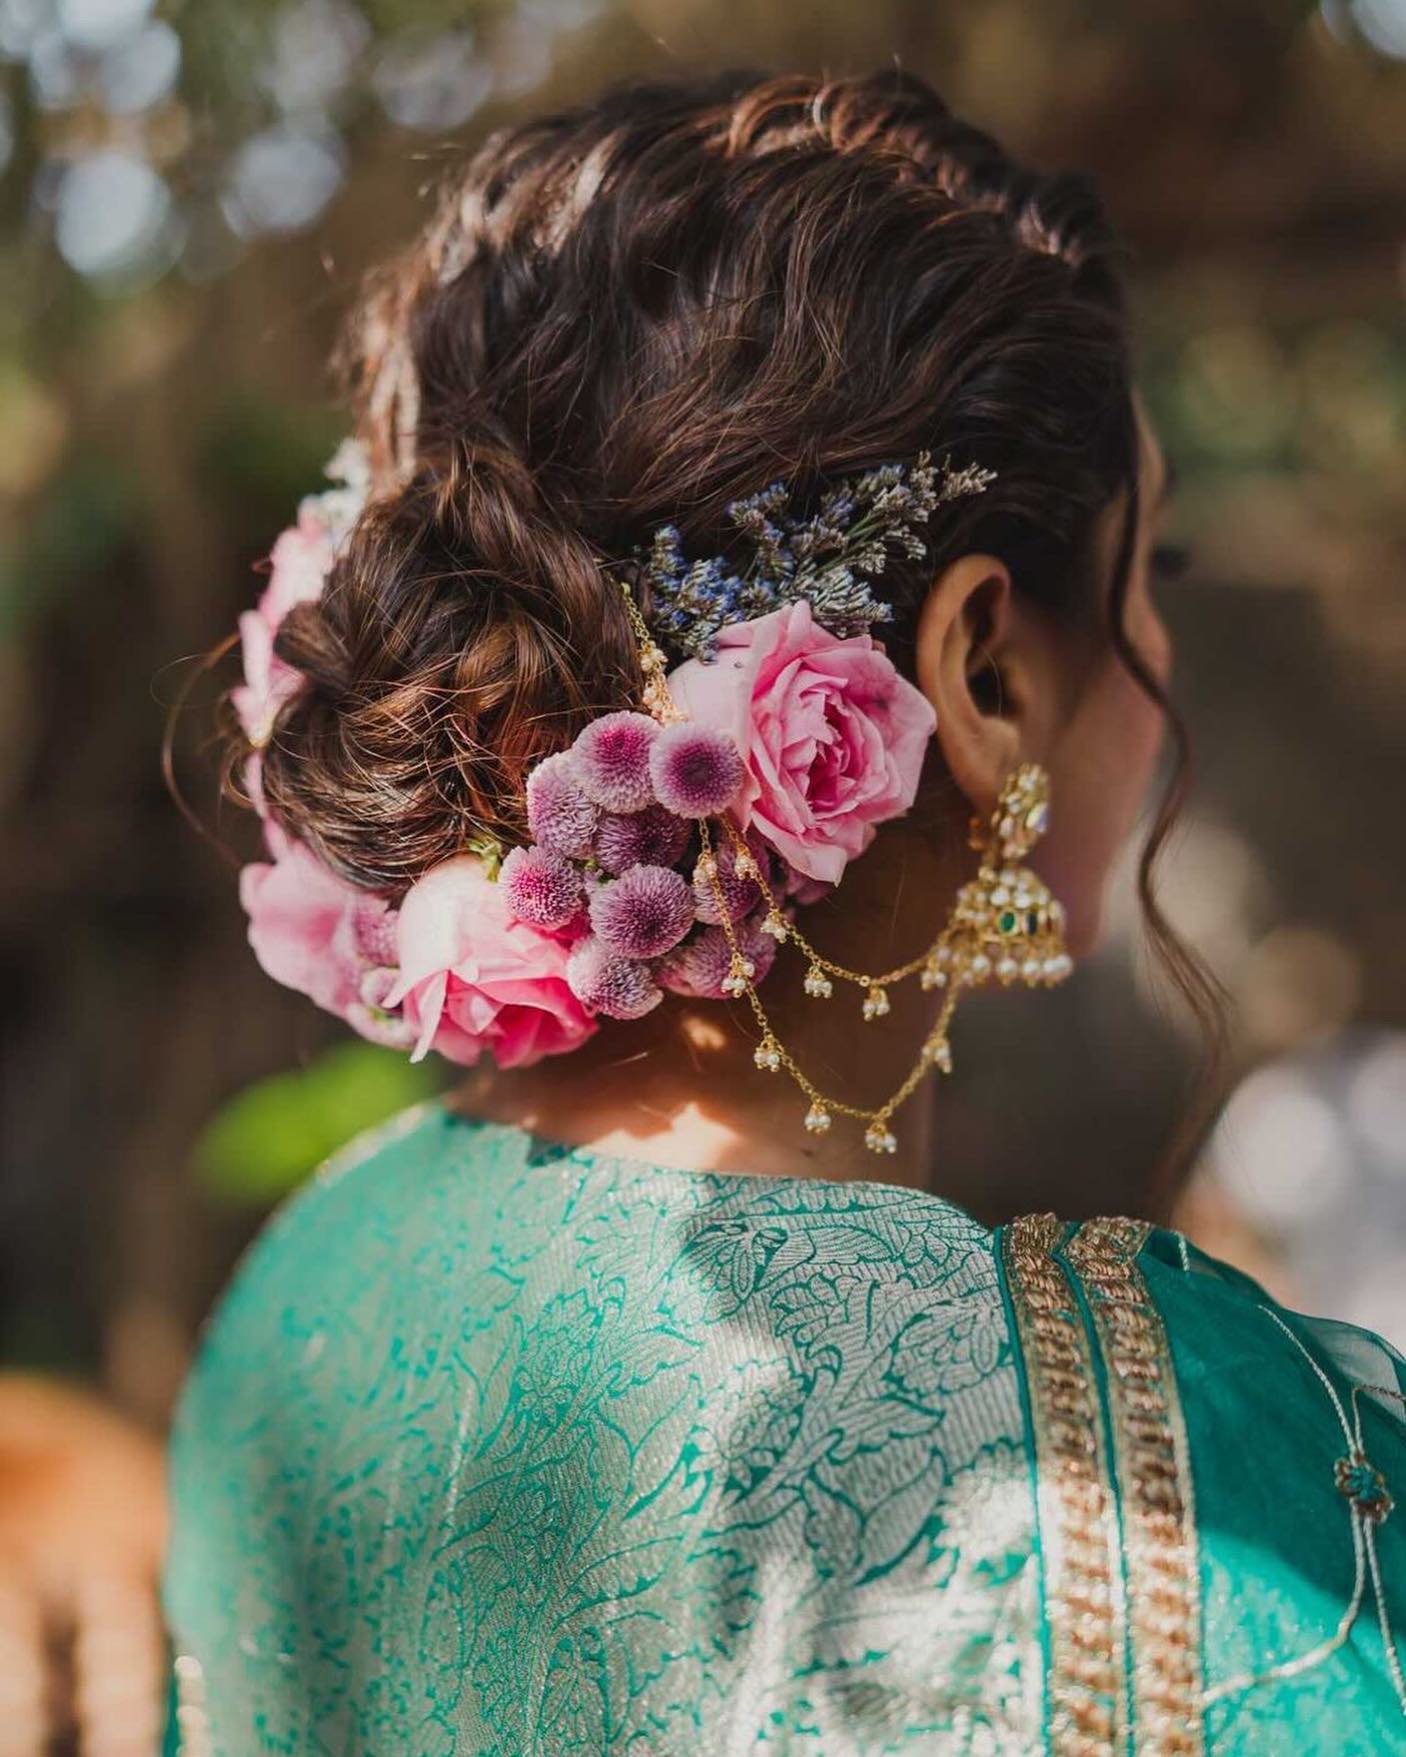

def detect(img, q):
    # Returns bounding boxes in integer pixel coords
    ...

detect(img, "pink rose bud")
[667,602,936,884]
[384,855,596,1067]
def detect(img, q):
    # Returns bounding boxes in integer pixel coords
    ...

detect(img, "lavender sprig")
[639,451,994,662]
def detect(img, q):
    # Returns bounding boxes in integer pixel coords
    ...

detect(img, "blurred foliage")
[0,450,138,634]
[197,395,345,524]
[193,1040,445,1206]
[0,0,600,303]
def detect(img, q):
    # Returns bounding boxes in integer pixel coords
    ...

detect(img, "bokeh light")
[222,125,344,238]
[373,28,491,131]
[53,149,172,280]
[1193,1031,1406,1345]
[55,0,153,54]
[1350,0,1406,57]
[98,18,179,114]
[1346,1035,1406,1165]
[259,0,369,116]
[1209,1063,1353,1228]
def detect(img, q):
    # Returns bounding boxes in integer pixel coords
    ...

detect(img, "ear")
[913,553,1059,819]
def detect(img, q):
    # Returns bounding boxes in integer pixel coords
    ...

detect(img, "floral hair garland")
[235,444,993,1070]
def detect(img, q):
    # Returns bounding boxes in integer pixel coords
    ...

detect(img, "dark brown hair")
[253,69,1226,1147]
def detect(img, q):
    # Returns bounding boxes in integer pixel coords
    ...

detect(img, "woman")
[165,72,1406,1755]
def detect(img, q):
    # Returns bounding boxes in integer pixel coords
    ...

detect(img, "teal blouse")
[165,1105,1406,1754]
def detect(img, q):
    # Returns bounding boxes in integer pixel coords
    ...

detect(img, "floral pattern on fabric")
[165,1108,1043,1755]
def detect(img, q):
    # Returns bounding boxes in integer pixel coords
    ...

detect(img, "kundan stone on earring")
[938,762,1072,1000]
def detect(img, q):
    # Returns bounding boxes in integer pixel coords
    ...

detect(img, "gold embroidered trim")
[1066,1218,1205,1757]
[1004,1213,1128,1756]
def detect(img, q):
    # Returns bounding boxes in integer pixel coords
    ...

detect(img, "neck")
[453,810,975,1191]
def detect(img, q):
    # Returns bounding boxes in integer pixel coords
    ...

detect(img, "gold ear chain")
[619,583,1073,1154]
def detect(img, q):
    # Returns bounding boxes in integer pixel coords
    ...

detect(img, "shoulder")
[163,1105,531,1613]
[176,1102,561,1360]
[165,1144,1048,1750]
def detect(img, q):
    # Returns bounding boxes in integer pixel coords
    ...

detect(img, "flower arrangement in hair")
[232,441,1065,1148]
[236,450,968,1038]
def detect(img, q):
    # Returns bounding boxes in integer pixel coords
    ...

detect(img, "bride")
[165,69,1406,1755]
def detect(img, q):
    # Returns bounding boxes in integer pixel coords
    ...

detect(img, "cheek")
[1037,655,1167,959]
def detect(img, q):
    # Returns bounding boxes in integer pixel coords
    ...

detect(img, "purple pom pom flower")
[649,723,745,818]
[572,711,659,812]
[500,845,584,931]
[593,804,691,876]
[525,752,597,858]
[656,910,778,999]
[589,864,695,959]
[654,925,733,999]
[566,936,662,1020]
[692,833,769,925]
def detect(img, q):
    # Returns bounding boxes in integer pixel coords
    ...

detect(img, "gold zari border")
[1003,1214,1129,1756]
[1006,1214,1205,1755]
[1066,1218,1205,1757]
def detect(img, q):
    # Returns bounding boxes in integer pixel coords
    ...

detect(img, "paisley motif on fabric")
[166,1110,1045,1754]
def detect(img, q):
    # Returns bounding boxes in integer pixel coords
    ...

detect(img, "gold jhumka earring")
[621,585,1074,1154]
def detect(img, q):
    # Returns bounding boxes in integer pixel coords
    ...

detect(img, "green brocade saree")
[165,1105,1406,1755]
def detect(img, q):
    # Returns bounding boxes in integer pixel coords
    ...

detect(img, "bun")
[258,432,640,894]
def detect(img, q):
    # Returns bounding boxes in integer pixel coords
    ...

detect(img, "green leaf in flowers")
[194,1040,446,1206]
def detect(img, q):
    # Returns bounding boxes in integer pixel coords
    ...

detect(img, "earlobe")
[914,553,1024,818]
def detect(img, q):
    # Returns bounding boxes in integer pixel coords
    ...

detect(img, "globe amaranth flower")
[648,723,745,818]
[655,910,779,1000]
[593,804,692,877]
[589,864,695,959]
[384,855,596,1068]
[692,832,770,926]
[525,751,598,859]
[500,844,585,931]
[667,600,936,884]
[571,711,659,812]
[565,936,662,1021]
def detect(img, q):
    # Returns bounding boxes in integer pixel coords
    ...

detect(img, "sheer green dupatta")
[995,1216,1406,1756]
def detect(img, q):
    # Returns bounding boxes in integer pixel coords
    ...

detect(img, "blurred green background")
[1,0,1404,1426]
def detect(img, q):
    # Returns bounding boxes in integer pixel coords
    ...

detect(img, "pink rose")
[384,856,597,1070]
[668,602,936,883]
[240,826,413,1049]
[231,510,335,748]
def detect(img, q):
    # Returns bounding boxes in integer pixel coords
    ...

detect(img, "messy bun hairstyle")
[253,69,1221,1099]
